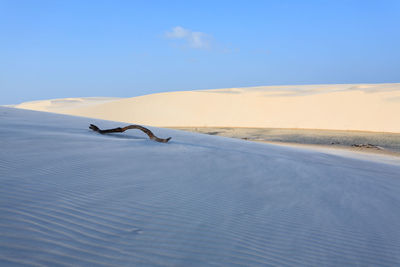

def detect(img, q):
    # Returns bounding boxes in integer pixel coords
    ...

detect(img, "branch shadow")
[90,131,147,140]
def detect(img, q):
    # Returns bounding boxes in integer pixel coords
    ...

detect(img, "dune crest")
[14,83,400,133]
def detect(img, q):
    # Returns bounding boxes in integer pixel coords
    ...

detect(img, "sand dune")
[1,106,400,266]
[15,83,400,132]
[14,97,120,112]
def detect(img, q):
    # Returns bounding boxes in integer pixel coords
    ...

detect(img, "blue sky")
[1,0,399,104]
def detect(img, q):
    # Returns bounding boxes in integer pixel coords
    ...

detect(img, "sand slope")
[15,83,400,132]
[14,97,119,112]
[1,107,400,266]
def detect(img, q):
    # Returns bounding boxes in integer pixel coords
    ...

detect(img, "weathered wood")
[89,124,171,143]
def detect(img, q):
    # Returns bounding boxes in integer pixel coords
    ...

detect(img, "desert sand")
[15,83,400,133]
[2,106,400,266]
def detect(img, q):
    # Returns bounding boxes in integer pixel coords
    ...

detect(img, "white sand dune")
[14,97,120,112]
[1,106,400,266]
[14,83,400,133]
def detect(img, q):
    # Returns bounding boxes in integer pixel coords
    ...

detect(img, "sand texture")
[14,83,400,133]
[1,107,400,266]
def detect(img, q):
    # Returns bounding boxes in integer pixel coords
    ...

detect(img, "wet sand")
[172,127,400,157]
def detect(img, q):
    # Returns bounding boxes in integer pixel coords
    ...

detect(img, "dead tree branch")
[89,124,171,143]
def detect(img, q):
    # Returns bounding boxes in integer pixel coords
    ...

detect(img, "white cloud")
[165,26,210,49]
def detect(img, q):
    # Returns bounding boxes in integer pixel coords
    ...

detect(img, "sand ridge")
[14,83,400,133]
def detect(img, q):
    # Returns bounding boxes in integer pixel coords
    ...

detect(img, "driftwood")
[89,124,171,143]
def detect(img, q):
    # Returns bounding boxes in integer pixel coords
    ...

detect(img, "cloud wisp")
[165,26,211,49]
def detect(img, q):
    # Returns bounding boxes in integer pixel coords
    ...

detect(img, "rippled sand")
[2,107,400,266]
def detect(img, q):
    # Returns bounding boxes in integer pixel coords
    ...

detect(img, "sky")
[1,0,400,105]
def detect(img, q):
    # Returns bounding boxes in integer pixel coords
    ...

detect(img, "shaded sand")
[14,97,120,112]
[14,83,400,133]
[173,127,400,156]
[2,106,400,266]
